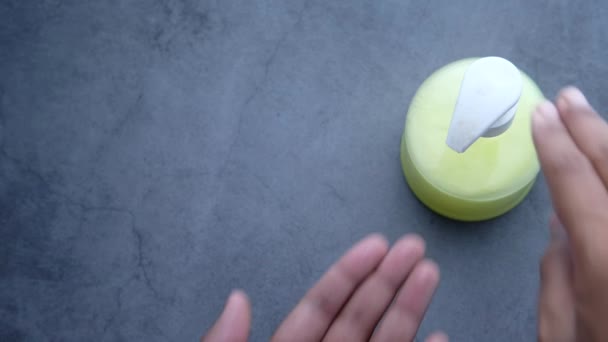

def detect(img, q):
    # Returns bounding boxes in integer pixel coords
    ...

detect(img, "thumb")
[202,290,251,342]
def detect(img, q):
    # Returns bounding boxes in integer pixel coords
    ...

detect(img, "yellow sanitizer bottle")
[400,57,544,221]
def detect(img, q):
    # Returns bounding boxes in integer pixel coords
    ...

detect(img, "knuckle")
[313,292,338,319]
[344,305,367,326]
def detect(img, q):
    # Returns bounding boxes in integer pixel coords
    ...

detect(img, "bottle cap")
[446,57,523,153]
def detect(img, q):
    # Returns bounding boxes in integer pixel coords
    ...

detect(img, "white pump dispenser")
[446,57,523,153]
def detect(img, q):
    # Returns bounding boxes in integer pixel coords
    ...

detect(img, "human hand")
[202,234,446,342]
[533,87,608,341]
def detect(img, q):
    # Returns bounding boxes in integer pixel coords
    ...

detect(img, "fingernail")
[562,87,589,108]
[426,332,450,342]
[222,290,241,318]
[533,100,558,126]
[418,260,440,284]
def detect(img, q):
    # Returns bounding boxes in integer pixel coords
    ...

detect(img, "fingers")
[323,235,426,341]
[556,87,608,187]
[202,290,251,342]
[371,260,440,342]
[538,217,576,342]
[272,234,443,342]
[271,234,389,342]
[532,99,608,252]
[425,332,449,342]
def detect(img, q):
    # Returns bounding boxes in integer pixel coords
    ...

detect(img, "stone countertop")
[1,1,607,341]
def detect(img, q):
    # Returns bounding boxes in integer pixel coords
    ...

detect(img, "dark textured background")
[1,0,607,341]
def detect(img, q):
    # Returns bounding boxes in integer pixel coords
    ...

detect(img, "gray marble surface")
[2,1,607,341]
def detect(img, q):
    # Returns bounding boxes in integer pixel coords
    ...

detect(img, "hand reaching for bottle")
[202,234,447,342]
[533,87,608,341]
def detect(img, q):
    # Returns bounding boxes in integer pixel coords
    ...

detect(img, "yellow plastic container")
[400,58,544,221]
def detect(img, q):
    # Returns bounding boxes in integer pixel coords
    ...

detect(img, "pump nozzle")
[446,57,523,153]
